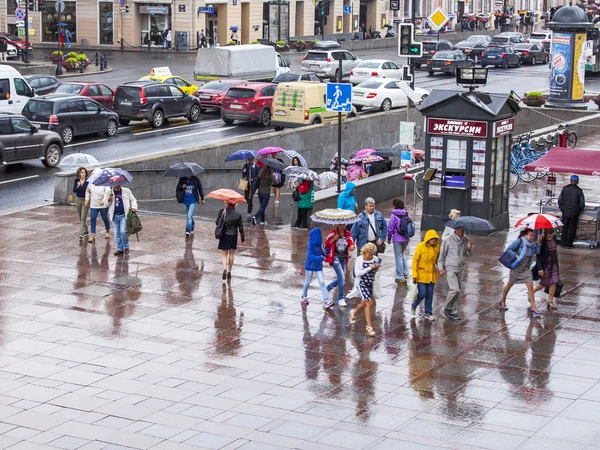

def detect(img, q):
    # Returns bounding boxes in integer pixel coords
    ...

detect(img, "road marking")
[64,139,107,148]
[0,175,40,185]
[167,127,230,140]
[132,119,223,136]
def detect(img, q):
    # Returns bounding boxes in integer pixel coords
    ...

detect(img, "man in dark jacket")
[177,176,205,238]
[242,157,260,220]
[558,175,585,248]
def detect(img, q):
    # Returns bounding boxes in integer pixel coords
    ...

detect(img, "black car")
[272,72,325,84]
[454,41,488,65]
[426,51,474,76]
[513,43,548,65]
[21,94,120,144]
[23,75,61,95]
[0,113,63,167]
[414,40,454,68]
[481,45,521,69]
[114,81,201,128]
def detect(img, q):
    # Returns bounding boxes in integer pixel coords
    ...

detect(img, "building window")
[99,2,113,45]
[42,1,77,43]
[404,0,409,16]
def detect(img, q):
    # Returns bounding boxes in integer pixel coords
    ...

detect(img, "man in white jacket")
[104,185,138,256]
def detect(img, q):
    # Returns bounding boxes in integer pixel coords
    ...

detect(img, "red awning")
[524,146,600,176]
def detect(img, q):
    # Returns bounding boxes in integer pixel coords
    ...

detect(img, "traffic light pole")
[410,0,416,91]
[336,58,342,193]
[24,0,29,63]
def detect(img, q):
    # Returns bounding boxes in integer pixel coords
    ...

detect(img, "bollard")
[95,52,99,66]
[403,173,415,209]
[99,55,104,71]
[148,38,151,51]
[120,38,124,51]
[79,62,84,73]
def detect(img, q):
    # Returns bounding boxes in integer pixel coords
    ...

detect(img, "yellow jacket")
[412,229,441,284]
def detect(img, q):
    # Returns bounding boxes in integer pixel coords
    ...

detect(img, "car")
[21,95,120,144]
[113,81,201,128]
[301,49,361,81]
[414,40,454,68]
[0,36,18,59]
[491,32,525,45]
[0,32,33,55]
[0,65,36,114]
[526,31,552,44]
[426,51,474,75]
[513,43,548,65]
[221,82,276,127]
[311,40,341,50]
[0,113,63,167]
[23,75,62,96]
[193,79,244,112]
[481,45,521,68]
[349,59,402,85]
[352,79,429,112]
[454,41,488,65]
[139,74,199,95]
[54,82,115,110]
[466,35,493,44]
[272,72,325,84]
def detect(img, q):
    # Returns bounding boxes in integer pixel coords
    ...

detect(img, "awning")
[524,146,600,176]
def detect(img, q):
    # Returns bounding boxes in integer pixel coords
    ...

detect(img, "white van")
[0,65,36,114]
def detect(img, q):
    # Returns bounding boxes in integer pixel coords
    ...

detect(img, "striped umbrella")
[310,208,360,225]
[349,155,384,164]
[514,214,563,230]
[282,149,307,168]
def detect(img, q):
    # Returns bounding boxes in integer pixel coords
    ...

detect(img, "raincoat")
[337,182,357,212]
[304,228,326,272]
[412,230,440,284]
[387,208,410,243]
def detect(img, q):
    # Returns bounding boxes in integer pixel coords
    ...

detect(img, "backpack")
[399,215,415,238]
[127,210,143,241]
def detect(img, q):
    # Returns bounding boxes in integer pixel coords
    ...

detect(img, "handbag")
[531,265,540,281]
[292,188,301,202]
[499,251,516,269]
[238,178,249,191]
[544,282,563,298]
[368,216,386,254]
[215,209,226,239]
[176,186,184,203]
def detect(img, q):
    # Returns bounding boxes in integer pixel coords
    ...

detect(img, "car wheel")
[355,105,363,112]
[151,109,164,128]
[119,118,130,126]
[223,118,235,125]
[61,126,74,144]
[311,117,322,125]
[42,143,61,167]
[503,59,509,69]
[428,71,434,76]
[415,63,421,69]
[532,56,536,65]
[188,104,200,122]
[259,109,271,127]
[380,98,392,111]
[516,59,521,68]
[274,126,285,131]
[544,55,549,64]
[105,119,118,137]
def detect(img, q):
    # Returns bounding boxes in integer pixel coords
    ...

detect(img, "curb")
[57,66,113,79]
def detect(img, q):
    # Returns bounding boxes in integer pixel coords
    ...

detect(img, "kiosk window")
[496,136,506,188]
[446,139,467,169]
[489,140,496,201]
[471,139,486,202]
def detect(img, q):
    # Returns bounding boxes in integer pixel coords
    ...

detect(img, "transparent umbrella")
[59,153,100,168]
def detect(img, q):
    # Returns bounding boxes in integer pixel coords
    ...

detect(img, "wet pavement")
[1,160,600,449]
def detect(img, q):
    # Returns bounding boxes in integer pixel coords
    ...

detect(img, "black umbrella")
[259,158,287,171]
[374,148,399,158]
[446,216,495,231]
[163,163,205,178]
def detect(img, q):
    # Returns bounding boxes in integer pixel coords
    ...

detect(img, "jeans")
[393,242,409,280]
[302,270,329,303]
[413,282,435,315]
[254,192,270,223]
[113,214,129,251]
[443,272,463,314]
[75,197,89,235]
[185,202,196,233]
[245,187,257,214]
[327,256,347,300]
[90,208,110,234]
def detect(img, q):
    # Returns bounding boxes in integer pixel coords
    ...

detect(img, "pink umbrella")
[349,155,384,164]
[347,164,367,181]
[258,146,284,156]
[354,148,376,158]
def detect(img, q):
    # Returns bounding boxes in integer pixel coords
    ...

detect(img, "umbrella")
[283,166,319,182]
[87,168,133,187]
[373,148,398,158]
[347,164,367,181]
[57,22,69,27]
[514,214,563,230]
[282,149,307,168]
[349,155,384,164]
[224,149,260,162]
[259,158,287,171]
[354,148,376,158]
[257,146,284,156]
[206,188,246,204]
[318,171,338,189]
[229,26,239,31]
[446,216,495,232]
[59,153,99,168]
[310,208,360,225]
[163,162,204,178]
[468,15,478,21]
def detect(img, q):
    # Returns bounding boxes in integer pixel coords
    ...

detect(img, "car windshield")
[305,52,328,61]
[433,51,455,59]
[467,35,485,42]
[227,88,256,99]
[202,80,235,91]
[486,46,506,52]
[356,62,381,68]
[273,74,300,82]
[529,33,548,39]
[22,100,53,118]
[423,43,437,50]
[55,84,84,94]
[357,81,383,89]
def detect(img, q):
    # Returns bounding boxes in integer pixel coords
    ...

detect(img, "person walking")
[411,230,440,321]
[337,182,357,213]
[301,228,332,310]
[348,243,381,336]
[216,201,245,281]
[166,29,172,48]
[59,27,66,47]
[65,28,72,48]
[0,38,7,62]
[325,224,356,307]
[438,227,472,320]
[252,165,273,226]
[558,175,585,248]
[387,198,413,284]
[242,157,260,220]
[73,167,90,240]
[85,172,111,244]
[105,184,138,256]
[533,228,560,310]
[351,197,388,253]
[442,209,461,239]
[271,155,286,205]
[230,30,239,44]
[499,228,542,315]
[162,29,169,48]
[200,29,207,48]
[292,179,314,230]
[177,175,205,239]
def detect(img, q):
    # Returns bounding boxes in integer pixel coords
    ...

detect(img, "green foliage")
[311,39,319,44]
[52,51,63,55]
[228,40,237,45]
[525,91,543,98]
[297,39,306,44]
[251,40,260,44]
[66,51,78,58]
[77,54,87,61]
[65,57,78,64]
[276,40,286,46]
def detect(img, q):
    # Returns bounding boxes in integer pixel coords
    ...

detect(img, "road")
[0,45,568,211]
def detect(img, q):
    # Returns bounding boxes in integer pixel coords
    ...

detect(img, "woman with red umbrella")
[533,228,560,310]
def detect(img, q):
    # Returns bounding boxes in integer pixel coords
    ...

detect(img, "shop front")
[139,4,171,47]
[264,1,290,43]
[42,1,77,43]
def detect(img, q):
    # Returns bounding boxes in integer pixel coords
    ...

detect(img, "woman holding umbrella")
[287,156,303,190]
[270,153,286,205]
[533,228,560,310]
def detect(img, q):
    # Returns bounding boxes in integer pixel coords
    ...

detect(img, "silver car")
[301,50,362,81]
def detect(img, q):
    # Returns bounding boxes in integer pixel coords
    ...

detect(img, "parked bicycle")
[553,122,577,148]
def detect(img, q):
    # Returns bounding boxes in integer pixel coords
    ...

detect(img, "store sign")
[139,5,169,14]
[178,4,185,11]
[389,0,399,10]
[427,118,488,137]
[492,118,514,137]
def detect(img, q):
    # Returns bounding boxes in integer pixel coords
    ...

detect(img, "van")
[0,65,36,114]
[271,81,354,131]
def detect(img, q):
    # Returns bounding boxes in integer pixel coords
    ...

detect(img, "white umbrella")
[60,153,100,168]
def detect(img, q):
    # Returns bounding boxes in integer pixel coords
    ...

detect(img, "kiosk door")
[441,137,469,216]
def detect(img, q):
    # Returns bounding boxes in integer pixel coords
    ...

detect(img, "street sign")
[120,6,126,12]
[15,8,25,19]
[178,4,185,11]
[326,83,352,113]
[28,16,32,23]
[55,0,65,13]
[343,5,351,14]
[389,0,400,11]
[199,6,214,13]
[399,122,415,146]
[16,20,25,28]
[427,7,449,31]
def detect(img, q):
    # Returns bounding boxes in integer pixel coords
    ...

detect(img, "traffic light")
[323,16,328,25]
[398,24,422,58]
[401,64,412,82]
[323,0,330,16]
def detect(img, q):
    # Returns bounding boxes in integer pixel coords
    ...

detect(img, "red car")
[221,82,276,127]
[53,82,115,110]
[0,32,33,55]
[194,79,244,112]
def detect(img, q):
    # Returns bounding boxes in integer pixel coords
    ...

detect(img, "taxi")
[138,67,199,95]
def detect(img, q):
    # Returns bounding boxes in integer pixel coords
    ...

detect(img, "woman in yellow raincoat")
[411,230,440,321]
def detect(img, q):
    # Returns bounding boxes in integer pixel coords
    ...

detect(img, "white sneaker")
[338,299,347,307]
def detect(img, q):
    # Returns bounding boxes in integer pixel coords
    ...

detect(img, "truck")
[194,44,291,82]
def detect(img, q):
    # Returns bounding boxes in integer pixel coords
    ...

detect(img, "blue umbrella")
[87,168,133,187]
[58,22,69,27]
[229,26,239,31]
[224,149,260,162]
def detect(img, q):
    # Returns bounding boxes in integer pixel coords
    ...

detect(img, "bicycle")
[553,122,577,148]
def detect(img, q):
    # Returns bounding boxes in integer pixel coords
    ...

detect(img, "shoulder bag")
[544,282,563,297]
[238,178,249,191]
[215,209,227,239]
[368,216,386,254]
[292,188,301,202]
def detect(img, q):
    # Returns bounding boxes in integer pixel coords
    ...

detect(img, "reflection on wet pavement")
[0,170,599,449]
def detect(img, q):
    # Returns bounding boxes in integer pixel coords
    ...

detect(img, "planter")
[49,55,63,63]
[276,46,290,52]
[522,98,545,107]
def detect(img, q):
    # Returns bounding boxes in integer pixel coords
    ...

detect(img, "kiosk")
[419,89,520,231]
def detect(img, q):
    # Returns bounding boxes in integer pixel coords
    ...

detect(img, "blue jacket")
[351,210,388,251]
[304,228,326,271]
[337,182,357,212]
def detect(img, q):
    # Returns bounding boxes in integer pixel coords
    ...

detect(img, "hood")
[342,182,356,195]
[308,228,322,246]
[423,229,440,244]
[392,208,407,216]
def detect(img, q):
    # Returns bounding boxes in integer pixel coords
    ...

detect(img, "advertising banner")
[550,32,572,100]
[493,118,514,137]
[573,32,586,100]
[427,118,487,137]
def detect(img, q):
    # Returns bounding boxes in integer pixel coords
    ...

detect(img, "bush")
[298,39,306,44]
[311,39,319,44]
[77,54,87,61]
[276,40,286,46]
[525,91,543,98]
[52,51,63,55]
[228,40,236,45]
[251,40,260,44]
[65,57,78,64]
[66,51,78,58]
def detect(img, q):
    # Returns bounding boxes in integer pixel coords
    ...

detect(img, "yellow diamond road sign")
[428,7,449,31]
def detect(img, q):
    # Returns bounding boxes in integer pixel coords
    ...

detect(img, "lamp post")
[55,0,65,76]
[277,0,281,42]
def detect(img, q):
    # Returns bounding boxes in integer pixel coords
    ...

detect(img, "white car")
[352,79,429,112]
[349,59,402,85]
[527,31,552,44]
[5,43,17,59]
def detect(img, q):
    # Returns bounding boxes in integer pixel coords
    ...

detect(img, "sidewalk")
[0,162,599,449]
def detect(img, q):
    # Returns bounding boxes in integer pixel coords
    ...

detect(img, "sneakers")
[114,250,124,256]
[450,313,462,321]
[260,221,268,225]
[185,232,190,238]
[338,299,347,307]
[365,326,376,336]
[124,248,130,255]
[442,310,452,320]
[275,200,279,205]
[424,314,436,321]
[251,217,256,226]
[323,300,335,310]
[411,304,416,316]
[301,297,309,308]
[349,309,356,323]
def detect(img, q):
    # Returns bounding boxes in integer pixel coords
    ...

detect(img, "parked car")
[0,113,63,167]
[526,31,552,44]
[481,45,521,68]
[491,32,525,45]
[301,49,361,81]
[0,65,36,114]
[349,59,402,85]
[0,32,33,55]
[22,95,120,144]
[426,51,474,75]
[54,82,115,110]
[311,40,341,50]
[23,75,61,96]
[139,74,199,95]
[221,82,276,127]
[193,79,244,112]
[513,43,548,65]
[0,36,18,59]
[454,40,487,65]
[113,81,201,128]
[414,40,454,68]
[466,34,493,45]
[352,79,429,111]
[272,72,325,84]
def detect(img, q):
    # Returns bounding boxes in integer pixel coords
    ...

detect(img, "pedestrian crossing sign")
[326,83,352,113]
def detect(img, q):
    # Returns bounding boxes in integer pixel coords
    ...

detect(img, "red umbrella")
[206,189,247,204]
[514,214,563,230]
